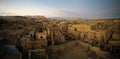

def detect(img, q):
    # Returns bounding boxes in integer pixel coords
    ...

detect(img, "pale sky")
[0,0,120,18]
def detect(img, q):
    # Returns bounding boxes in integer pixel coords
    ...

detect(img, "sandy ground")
[47,40,89,59]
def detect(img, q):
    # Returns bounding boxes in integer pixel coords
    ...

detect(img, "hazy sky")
[0,0,120,18]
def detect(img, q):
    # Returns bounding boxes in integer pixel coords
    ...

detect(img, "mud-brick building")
[16,24,48,59]
[49,23,66,45]
[29,49,48,59]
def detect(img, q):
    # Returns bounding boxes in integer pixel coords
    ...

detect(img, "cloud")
[0,5,62,17]
[0,9,14,15]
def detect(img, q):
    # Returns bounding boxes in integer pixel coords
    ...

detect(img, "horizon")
[0,15,120,19]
